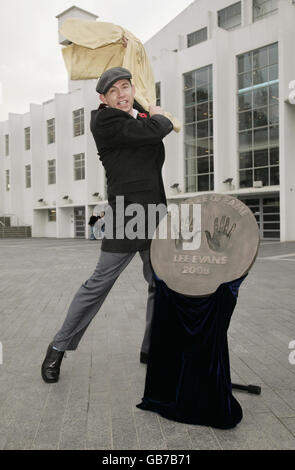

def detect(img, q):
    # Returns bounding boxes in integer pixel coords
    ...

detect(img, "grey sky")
[0,0,193,121]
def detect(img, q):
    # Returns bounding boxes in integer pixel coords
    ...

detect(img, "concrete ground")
[0,238,294,450]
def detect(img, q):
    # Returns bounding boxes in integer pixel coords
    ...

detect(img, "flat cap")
[96,67,132,95]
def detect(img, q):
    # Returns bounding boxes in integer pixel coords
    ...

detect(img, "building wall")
[145,0,295,241]
[0,80,106,238]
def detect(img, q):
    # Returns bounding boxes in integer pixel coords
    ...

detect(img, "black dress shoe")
[41,343,65,383]
[140,351,149,364]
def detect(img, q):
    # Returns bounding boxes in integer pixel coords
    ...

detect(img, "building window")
[24,127,31,151]
[5,169,10,191]
[237,43,279,188]
[48,209,56,222]
[253,0,278,22]
[25,165,31,188]
[155,82,161,106]
[47,118,55,144]
[74,153,85,180]
[5,134,9,156]
[183,65,214,193]
[187,27,208,48]
[48,159,56,185]
[73,108,85,137]
[239,195,280,239]
[218,2,241,30]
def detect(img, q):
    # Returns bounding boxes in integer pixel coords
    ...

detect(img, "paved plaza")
[0,238,295,450]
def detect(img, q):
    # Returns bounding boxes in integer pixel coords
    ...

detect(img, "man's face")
[100,79,135,115]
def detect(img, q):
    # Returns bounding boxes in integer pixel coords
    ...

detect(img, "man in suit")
[41,67,173,383]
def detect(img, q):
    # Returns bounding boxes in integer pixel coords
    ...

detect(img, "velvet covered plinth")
[136,276,246,429]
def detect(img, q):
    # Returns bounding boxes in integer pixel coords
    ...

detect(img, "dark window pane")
[197,157,209,174]
[269,43,278,65]
[269,64,278,81]
[270,147,279,165]
[185,106,196,123]
[253,86,268,107]
[218,1,241,30]
[253,107,268,127]
[197,102,209,121]
[263,231,280,238]
[184,73,195,90]
[238,72,252,90]
[239,169,253,188]
[264,206,279,213]
[209,119,213,136]
[238,53,252,73]
[242,198,260,205]
[254,167,269,186]
[253,47,268,69]
[185,124,196,140]
[269,105,279,125]
[197,84,209,103]
[185,158,197,175]
[210,175,214,191]
[269,125,279,146]
[254,148,268,167]
[185,89,196,106]
[239,130,253,151]
[264,214,280,221]
[185,141,197,158]
[240,151,252,169]
[270,165,279,185]
[264,222,280,230]
[210,155,214,172]
[196,68,208,85]
[197,138,209,156]
[238,91,252,111]
[198,174,209,191]
[209,101,213,118]
[187,27,208,48]
[239,110,252,131]
[253,67,268,85]
[254,127,268,148]
[197,121,209,138]
[269,83,279,105]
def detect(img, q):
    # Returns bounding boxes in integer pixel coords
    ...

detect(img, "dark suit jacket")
[90,101,173,252]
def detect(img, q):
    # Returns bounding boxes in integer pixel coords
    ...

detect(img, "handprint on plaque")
[173,204,202,251]
[205,216,236,252]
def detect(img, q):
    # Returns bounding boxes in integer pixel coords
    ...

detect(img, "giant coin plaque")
[150,194,260,297]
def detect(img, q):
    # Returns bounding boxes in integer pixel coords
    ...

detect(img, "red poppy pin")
[138,112,148,118]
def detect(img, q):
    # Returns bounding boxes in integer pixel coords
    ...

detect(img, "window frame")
[73,108,85,137]
[73,153,85,181]
[25,164,31,188]
[47,118,55,145]
[47,159,56,185]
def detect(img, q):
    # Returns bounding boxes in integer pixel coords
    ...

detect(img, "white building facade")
[1,0,295,240]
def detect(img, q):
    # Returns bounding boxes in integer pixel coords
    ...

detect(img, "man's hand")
[149,105,165,116]
[205,216,236,252]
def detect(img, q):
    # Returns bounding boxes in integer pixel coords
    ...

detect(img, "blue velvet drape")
[137,276,246,429]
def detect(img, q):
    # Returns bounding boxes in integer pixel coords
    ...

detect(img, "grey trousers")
[52,249,156,354]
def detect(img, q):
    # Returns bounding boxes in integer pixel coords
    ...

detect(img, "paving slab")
[0,238,295,450]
